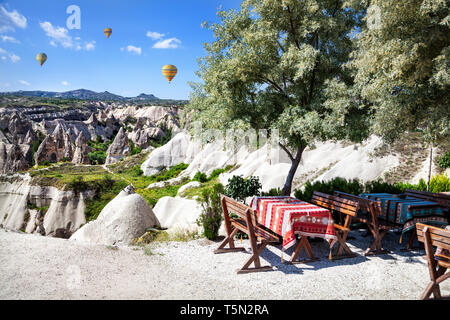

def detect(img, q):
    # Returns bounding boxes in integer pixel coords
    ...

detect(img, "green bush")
[129,140,142,156]
[88,151,107,165]
[193,171,208,183]
[293,175,450,202]
[261,188,283,196]
[438,152,450,169]
[224,175,262,203]
[150,163,189,182]
[66,175,89,194]
[207,165,234,181]
[196,183,225,240]
[294,177,363,202]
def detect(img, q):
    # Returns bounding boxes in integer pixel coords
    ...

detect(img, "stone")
[69,184,160,245]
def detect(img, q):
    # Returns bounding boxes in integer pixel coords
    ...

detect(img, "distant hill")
[0,89,159,102]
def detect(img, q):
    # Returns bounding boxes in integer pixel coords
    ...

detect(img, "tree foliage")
[349,0,449,144]
[186,0,371,194]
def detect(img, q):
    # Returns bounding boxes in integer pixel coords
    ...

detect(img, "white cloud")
[146,31,165,40]
[0,5,27,33]
[85,41,95,51]
[76,40,96,51]
[125,45,142,55]
[40,21,73,48]
[153,37,181,49]
[9,53,20,63]
[40,21,95,51]
[1,35,19,43]
[18,80,30,86]
[61,81,69,86]
[0,47,19,63]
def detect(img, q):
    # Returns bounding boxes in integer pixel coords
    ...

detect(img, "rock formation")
[105,127,130,165]
[72,131,91,164]
[69,184,160,245]
[34,123,73,165]
[0,178,91,237]
[0,142,30,173]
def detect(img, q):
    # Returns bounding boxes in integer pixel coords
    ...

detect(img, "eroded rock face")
[34,124,73,165]
[72,131,91,164]
[69,184,160,245]
[0,177,91,237]
[0,142,30,174]
[105,127,129,165]
[128,118,165,149]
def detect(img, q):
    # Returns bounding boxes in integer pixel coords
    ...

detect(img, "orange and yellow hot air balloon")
[104,28,112,38]
[162,64,177,84]
[36,53,47,66]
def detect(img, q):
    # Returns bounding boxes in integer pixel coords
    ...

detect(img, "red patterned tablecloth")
[250,196,338,251]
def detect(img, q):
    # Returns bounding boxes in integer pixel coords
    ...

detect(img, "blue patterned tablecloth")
[360,193,447,234]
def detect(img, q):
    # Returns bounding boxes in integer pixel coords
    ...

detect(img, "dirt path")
[0,228,448,300]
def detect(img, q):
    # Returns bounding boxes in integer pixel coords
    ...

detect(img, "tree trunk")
[282,145,306,196]
[427,143,433,192]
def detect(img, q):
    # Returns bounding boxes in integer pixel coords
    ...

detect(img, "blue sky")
[0,0,242,99]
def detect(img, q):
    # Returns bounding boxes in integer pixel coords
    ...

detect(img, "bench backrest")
[220,194,257,227]
[417,223,450,253]
[404,189,450,209]
[333,190,383,216]
[311,191,359,216]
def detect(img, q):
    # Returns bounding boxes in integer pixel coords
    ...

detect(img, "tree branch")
[278,142,294,162]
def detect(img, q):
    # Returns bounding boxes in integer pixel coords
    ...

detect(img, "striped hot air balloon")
[162,64,177,83]
[36,53,47,66]
[104,28,112,38]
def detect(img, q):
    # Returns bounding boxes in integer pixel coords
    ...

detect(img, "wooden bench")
[214,194,279,274]
[334,191,398,256]
[416,223,450,299]
[311,191,359,259]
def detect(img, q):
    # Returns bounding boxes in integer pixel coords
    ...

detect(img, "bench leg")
[237,241,274,274]
[214,228,246,254]
[286,236,319,264]
[364,228,390,256]
[332,231,357,260]
[420,266,448,300]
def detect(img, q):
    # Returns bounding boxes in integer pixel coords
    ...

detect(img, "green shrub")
[294,177,363,202]
[293,174,450,202]
[66,176,89,194]
[149,163,189,182]
[224,175,262,203]
[128,165,143,177]
[438,152,450,169]
[88,151,106,165]
[129,140,142,156]
[207,165,234,181]
[428,173,450,193]
[193,171,208,183]
[196,183,225,240]
[261,188,283,196]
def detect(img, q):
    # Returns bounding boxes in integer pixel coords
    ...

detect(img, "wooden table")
[360,193,448,249]
[250,196,338,263]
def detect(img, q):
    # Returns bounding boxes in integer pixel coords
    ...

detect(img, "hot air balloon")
[104,28,112,38]
[36,53,47,66]
[162,64,177,83]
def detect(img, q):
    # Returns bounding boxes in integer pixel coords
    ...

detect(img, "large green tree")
[186,0,370,195]
[350,0,449,189]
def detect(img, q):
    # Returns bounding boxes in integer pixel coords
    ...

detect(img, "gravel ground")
[0,228,449,300]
